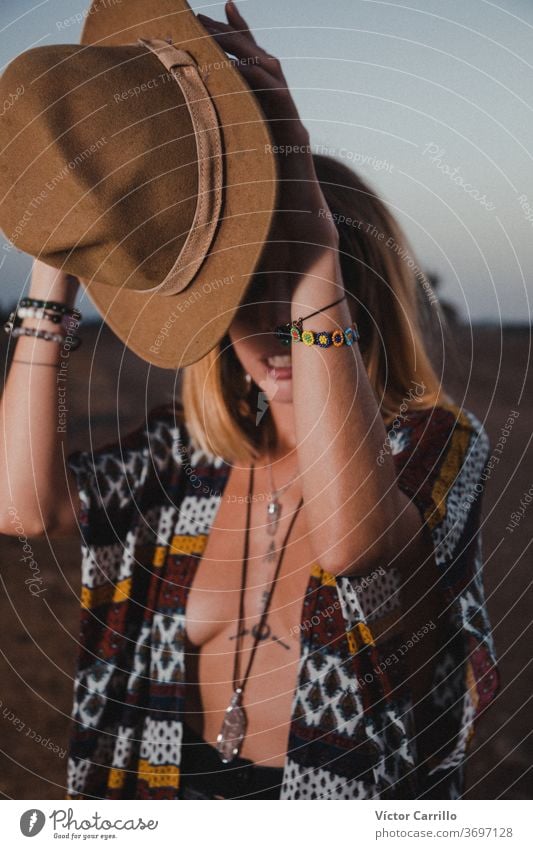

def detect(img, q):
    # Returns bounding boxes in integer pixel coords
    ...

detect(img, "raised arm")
[201,3,429,577]
[0,259,81,538]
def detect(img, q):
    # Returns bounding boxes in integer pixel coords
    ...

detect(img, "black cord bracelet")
[273,294,348,345]
[297,294,348,324]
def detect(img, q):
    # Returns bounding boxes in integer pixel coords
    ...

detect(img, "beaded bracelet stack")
[3,297,83,350]
[273,294,360,349]
[274,320,360,347]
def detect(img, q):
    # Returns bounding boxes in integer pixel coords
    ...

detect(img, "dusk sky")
[1,0,532,324]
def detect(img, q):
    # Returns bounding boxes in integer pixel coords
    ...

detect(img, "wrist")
[6,294,82,345]
[291,249,344,299]
[290,287,352,331]
[29,263,79,309]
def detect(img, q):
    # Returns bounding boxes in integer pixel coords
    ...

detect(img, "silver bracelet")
[16,306,64,324]
[8,325,81,350]
[4,306,82,333]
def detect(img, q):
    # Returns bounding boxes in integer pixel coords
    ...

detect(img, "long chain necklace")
[265,446,299,561]
[216,461,304,764]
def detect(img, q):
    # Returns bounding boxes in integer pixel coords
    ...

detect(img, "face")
[228,221,296,405]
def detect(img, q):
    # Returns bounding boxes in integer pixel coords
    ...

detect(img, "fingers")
[196,7,301,126]
[198,15,285,82]
[225,0,257,44]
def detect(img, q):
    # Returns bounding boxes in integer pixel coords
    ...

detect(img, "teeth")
[266,355,292,367]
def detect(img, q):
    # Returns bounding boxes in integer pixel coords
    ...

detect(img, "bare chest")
[183,467,316,762]
[185,477,315,650]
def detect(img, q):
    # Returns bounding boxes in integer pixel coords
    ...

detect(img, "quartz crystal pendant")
[216,688,247,763]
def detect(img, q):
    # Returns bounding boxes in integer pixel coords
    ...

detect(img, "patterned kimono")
[64,400,499,800]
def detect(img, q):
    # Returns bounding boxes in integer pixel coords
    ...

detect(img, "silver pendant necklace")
[265,446,299,561]
[216,461,304,763]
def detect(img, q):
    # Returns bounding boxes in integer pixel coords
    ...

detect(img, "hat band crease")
[135,37,223,297]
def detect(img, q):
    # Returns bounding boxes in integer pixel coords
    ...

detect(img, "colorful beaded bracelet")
[274,321,360,348]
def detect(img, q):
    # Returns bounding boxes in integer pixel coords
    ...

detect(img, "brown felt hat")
[0,0,277,368]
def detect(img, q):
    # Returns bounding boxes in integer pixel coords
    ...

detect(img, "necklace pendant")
[266,497,281,536]
[264,539,277,562]
[216,688,247,763]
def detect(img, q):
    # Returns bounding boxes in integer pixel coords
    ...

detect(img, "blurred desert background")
[0,300,531,800]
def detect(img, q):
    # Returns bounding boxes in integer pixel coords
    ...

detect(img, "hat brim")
[79,0,277,369]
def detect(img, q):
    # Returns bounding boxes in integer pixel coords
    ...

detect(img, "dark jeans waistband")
[180,721,284,800]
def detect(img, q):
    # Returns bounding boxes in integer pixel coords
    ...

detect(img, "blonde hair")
[181,154,452,463]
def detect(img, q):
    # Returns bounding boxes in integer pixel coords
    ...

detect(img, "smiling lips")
[264,353,292,380]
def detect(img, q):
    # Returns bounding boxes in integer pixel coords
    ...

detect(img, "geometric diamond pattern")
[65,401,498,799]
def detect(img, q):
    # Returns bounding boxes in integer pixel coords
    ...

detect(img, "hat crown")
[0,0,277,368]
[0,40,223,294]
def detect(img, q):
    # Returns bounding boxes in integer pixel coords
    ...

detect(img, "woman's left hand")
[197,1,339,257]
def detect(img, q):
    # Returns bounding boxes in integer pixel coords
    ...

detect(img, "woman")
[0,1,498,800]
